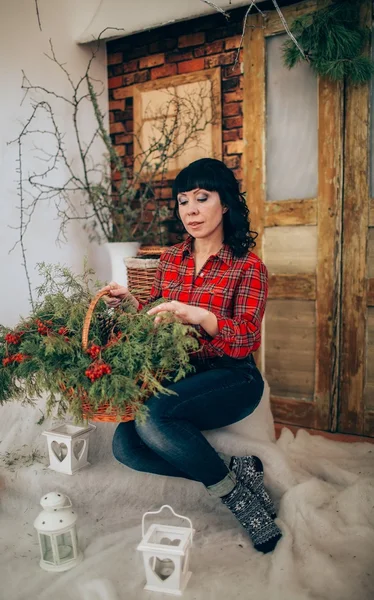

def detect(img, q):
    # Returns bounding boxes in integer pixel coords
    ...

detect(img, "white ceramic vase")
[104,242,141,287]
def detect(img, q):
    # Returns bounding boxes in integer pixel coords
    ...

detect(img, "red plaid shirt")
[137,236,268,360]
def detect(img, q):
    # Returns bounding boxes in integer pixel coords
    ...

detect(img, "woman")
[102,158,282,554]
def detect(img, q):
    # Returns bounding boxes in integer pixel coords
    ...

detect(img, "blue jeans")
[112,356,264,489]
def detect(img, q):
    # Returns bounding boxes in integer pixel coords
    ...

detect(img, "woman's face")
[176,188,227,240]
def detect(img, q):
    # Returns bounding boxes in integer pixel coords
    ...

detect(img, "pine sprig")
[282,0,374,83]
[0,264,199,422]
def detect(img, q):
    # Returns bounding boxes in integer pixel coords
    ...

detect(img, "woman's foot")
[221,481,282,553]
[230,455,277,519]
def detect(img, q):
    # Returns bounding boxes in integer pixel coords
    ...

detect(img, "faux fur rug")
[1,383,373,600]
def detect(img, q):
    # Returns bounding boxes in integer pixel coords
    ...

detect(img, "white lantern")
[33,491,83,572]
[42,422,95,475]
[137,505,195,596]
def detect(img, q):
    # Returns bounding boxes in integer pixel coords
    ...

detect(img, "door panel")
[243,2,343,431]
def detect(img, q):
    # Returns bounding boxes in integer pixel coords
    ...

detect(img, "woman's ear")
[222,206,229,214]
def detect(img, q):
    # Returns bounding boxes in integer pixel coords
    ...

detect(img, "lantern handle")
[142,504,193,539]
[64,495,72,509]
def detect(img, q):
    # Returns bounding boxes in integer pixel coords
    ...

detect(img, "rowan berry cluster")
[4,332,24,345]
[85,362,111,381]
[36,319,52,335]
[2,353,29,366]
[87,344,101,359]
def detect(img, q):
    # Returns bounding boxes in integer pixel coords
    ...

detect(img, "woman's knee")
[112,422,140,468]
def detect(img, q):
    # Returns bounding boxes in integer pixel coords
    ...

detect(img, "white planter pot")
[104,242,140,287]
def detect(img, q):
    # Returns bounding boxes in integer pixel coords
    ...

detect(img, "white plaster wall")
[0,0,110,327]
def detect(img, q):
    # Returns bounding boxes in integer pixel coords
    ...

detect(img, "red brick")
[177,58,205,74]
[109,100,125,111]
[223,103,241,117]
[139,54,165,69]
[161,187,173,199]
[151,63,177,79]
[223,129,241,142]
[108,76,123,89]
[223,62,242,78]
[108,52,123,65]
[224,90,243,103]
[205,51,236,68]
[111,169,122,181]
[222,77,240,91]
[125,120,134,133]
[109,122,125,134]
[149,39,177,54]
[224,116,243,129]
[123,73,136,86]
[134,71,150,83]
[115,145,125,157]
[224,155,241,170]
[166,50,193,63]
[109,112,115,123]
[123,60,139,73]
[115,134,132,144]
[225,140,243,155]
[108,64,123,77]
[194,40,224,58]
[178,32,205,48]
[225,36,242,50]
[113,87,134,100]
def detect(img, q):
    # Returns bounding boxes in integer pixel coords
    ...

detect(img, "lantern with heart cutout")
[137,505,195,596]
[42,423,95,475]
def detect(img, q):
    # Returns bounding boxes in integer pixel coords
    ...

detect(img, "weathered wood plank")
[243,15,265,371]
[315,72,344,432]
[270,396,316,428]
[364,411,374,437]
[265,299,316,400]
[265,198,317,227]
[265,0,317,36]
[368,279,374,306]
[268,273,316,299]
[243,15,265,258]
[370,199,374,226]
[339,0,371,434]
[264,225,317,274]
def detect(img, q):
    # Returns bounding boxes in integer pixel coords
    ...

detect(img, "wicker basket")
[124,246,168,303]
[79,289,148,423]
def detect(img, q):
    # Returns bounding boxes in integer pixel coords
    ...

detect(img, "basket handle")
[82,289,111,351]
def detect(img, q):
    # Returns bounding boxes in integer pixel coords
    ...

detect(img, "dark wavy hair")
[172,158,258,257]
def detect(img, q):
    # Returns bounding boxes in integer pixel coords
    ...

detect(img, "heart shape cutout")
[51,441,68,462]
[149,556,175,581]
[159,537,181,547]
[73,439,86,460]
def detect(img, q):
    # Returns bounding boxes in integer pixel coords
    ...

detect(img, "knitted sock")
[221,480,282,554]
[219,452,277,519]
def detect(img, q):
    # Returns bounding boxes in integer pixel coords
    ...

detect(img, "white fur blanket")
[0,382,373,600]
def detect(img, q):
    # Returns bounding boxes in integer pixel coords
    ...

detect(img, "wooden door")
[243,1,343,431]
[339,0,374,437]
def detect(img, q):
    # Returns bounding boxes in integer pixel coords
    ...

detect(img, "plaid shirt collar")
[181,235,233,267]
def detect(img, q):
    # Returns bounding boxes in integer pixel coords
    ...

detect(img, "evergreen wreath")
[282,0,374,83]
[0,264,199,422]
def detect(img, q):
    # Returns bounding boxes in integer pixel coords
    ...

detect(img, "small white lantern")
[42,422,95,475]
[137,505,195,596]
[33,491,83,572]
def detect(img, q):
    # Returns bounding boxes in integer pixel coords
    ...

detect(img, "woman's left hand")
[147,301,209,326]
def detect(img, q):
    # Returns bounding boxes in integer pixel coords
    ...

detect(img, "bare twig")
[34,0,42,31]
[199,0,230,18]
[233,1,266,70]
[271,0,306,60]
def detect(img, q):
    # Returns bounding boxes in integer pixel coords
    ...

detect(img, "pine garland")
[282,0,374,83]
[0,264,199,422]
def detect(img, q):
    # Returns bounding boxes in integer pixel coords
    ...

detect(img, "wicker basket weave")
[125,257,160,303]
[79,289,147,423]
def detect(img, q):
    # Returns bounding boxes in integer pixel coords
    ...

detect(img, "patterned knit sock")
[228,455,277,519]
[221,481,282,554]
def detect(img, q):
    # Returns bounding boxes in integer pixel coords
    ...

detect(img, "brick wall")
[107,7,246,245]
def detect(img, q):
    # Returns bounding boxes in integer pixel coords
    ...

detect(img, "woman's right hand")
[100,281,137,309]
